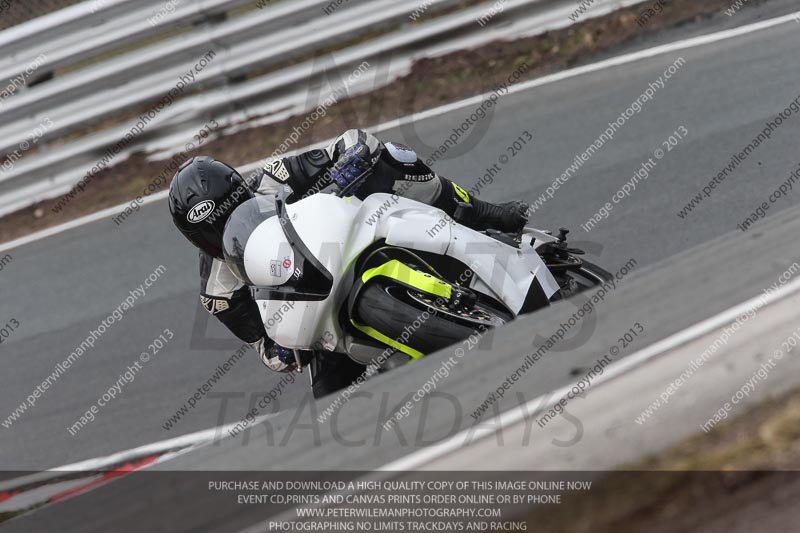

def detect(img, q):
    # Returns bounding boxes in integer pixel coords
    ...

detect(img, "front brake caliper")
[447,285,477,311]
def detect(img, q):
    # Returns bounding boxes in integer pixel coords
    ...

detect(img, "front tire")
[353,279,510,356]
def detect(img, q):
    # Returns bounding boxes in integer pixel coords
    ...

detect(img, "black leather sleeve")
[200,290,271,344]
[429,176,467,215]
[199,252,270,345]
[282,149,334,200]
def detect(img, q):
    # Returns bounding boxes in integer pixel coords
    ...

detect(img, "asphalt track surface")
[1,0,800,513]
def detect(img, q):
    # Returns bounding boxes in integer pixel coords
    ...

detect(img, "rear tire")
[552,259,613,300]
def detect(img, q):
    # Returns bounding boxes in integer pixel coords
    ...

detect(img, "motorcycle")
[222,178,612,398]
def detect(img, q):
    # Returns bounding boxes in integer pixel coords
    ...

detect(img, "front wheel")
[352,278,511,358]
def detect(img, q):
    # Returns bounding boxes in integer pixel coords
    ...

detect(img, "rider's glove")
[253,338,293,373]
[274,344,295,366]
[255,338,312,373]
[330,143,374,192]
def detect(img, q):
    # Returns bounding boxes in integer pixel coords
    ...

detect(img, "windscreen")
[222,195,279,284]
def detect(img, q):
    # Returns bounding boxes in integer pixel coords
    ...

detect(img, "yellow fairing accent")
[350,320,424,360]
[361,260,452,299]
[354,260,453,359]
[452,182,471,203]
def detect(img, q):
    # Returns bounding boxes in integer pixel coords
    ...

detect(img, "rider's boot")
[464,198,529,233]
[438,178,529,234]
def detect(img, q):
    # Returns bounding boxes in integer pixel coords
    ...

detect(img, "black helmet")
[168,156,254,259]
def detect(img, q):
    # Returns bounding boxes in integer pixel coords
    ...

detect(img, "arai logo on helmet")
[187,200,215,223]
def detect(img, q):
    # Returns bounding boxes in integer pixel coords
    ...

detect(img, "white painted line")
[0,413,279,492]
[378,275,800,471]
[0,476,103,513]
[362,10,800,134]
[2,10,798,255]
[0,452,184,514]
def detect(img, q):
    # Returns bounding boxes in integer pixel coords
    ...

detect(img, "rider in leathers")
[172,129,529,373]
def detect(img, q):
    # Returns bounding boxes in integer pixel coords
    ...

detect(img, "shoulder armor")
[265,159,291,183]
[384,142,418,164]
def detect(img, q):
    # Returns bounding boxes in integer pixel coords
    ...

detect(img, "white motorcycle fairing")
[225,192,559,355]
